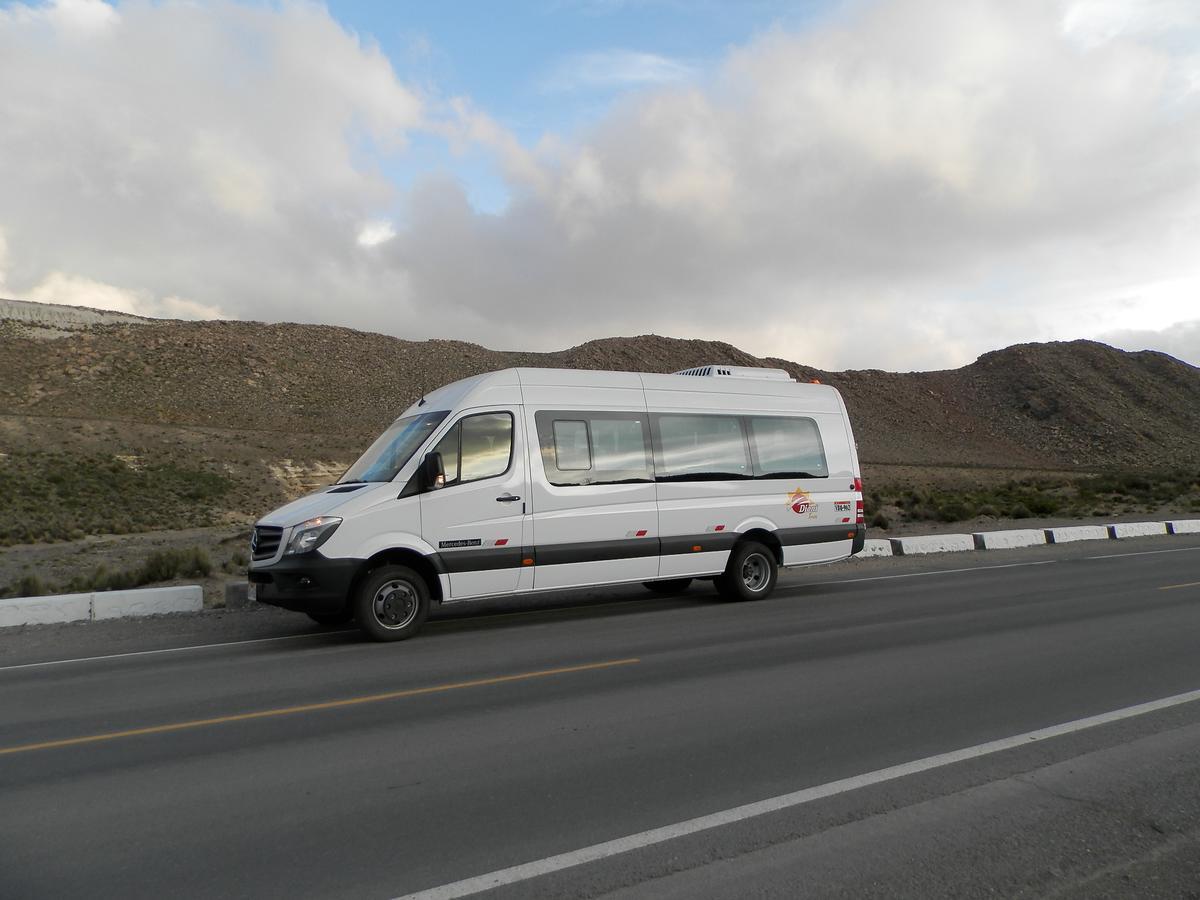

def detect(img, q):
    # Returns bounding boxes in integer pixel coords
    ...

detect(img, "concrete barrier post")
[889,534,975,556]
[972,529,1047,550]
[0,592,92,627]
[1166,520,1200,535]
[1044,525,1109,544]
[92,585,203,620]
[224,582,251,609]
[1107,522,1168,539]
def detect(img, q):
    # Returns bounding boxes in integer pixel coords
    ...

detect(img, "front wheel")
[715,541,778,602]
[354,565,430,642]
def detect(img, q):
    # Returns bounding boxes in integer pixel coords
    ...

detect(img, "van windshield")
[338,411,449,484]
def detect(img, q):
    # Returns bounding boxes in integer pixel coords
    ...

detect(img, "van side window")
[748,416,828,478]
[536,411,652,486]
[553,420,591,471]
[431,412,513,486]
[655,415,750,481]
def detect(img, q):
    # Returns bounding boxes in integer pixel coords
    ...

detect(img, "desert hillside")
[2,299,1198,545]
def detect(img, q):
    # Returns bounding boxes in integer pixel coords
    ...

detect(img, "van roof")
[403,366,840,419]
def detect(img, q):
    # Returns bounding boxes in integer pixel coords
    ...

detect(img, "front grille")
[252,525,284,561]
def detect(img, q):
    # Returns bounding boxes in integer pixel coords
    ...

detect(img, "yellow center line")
[1159,581,1200,591]
[0,657,639,757]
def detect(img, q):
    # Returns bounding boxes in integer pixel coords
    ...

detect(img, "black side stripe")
[536,538,658,566]
[436,546,528,574]
[429,526,858,574]
[658,532,740,556]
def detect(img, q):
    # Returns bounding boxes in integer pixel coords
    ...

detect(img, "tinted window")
[553,420,591,471]
[431,412,513,485]
[536,411,652,486]
[591,418,648,474]
[655,415,750,480]
[748,416,828,478]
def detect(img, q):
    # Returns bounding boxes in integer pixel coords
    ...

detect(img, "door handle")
[496,494,521,502]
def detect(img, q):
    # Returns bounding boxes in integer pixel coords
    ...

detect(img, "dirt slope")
[4,314,1198,465]
[2,302,1198,545]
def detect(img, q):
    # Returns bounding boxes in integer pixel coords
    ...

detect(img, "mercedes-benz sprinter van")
[249,365,864,641]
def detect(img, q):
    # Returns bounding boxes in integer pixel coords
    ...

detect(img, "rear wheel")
[715,541,778,601]
[642,578,693,595]
[306,609,353,627]
[354,565,430,642]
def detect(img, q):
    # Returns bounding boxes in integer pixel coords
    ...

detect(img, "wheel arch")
[352,548,445,606]
[738,527,783,565]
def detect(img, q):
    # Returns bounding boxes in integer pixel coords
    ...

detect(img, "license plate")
[247,582,257,602]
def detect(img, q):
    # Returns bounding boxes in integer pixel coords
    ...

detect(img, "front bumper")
[248,554,359,615]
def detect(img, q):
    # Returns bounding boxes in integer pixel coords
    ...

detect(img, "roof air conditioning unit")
[672,365,795,382]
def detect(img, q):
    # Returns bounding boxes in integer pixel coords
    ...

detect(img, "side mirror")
[420,451,445,491]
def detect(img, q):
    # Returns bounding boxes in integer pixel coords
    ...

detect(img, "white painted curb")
[890,534,975,556]
[856,539,893,558]
[859,518,1199,559]
[93,586,203,620]
[0,585,202,628]
[1044,525,1110,544]
[1106,521,1168,539]
[0,592,93,628]
[972,529,1046,550]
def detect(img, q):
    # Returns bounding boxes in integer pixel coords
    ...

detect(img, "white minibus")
[248,365,865,641]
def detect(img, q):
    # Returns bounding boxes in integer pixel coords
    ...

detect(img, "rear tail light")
[855,499,865,525]
[853,476,863,492]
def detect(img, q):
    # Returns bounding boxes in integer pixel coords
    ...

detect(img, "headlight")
[285,516,342,555]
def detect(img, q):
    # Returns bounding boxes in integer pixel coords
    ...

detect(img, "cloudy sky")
[1,0,1198,371]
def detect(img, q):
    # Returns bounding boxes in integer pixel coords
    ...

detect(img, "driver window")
[430,412,513,486]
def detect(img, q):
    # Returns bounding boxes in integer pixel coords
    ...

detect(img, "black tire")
[715,541,778,602]
[353,565,431,642]
[642,578,693,595]
[306,609,354,627]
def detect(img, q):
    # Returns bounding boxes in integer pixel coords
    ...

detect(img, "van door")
[420,408,530,599]
[527,408,659,590]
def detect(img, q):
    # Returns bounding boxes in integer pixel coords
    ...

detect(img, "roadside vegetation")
[0,547,226,599]
[0,450,233,546]
[864,470,1200,530]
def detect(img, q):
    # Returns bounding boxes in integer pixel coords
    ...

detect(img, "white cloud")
[0,0,422,326]
[542,49,697,92]
[384,0,1200,367]
[24,272,227,320]
[1,0,1198,371]
[357,220,398,248]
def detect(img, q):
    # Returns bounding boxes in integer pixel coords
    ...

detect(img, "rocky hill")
[1,299,1198,544]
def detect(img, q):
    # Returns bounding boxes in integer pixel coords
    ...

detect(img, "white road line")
[0,630,355,673]
[806,559,1057,586]
[1086,546,1200,560]
[394,685,1200,900]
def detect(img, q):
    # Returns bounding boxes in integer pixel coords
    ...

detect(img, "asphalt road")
[2,536,1200,899]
